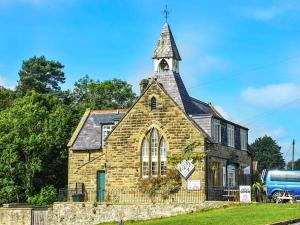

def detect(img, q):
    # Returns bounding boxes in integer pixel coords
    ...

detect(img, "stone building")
[67,22,252,202]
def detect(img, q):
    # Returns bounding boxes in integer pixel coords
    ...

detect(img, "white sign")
[239,185,251,203]
[187,180,201,190]
[243,166,251,175]
[176,159,195,180]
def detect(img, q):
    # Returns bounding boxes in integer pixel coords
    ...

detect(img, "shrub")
[138,169,182,200]
[27,185,57,206]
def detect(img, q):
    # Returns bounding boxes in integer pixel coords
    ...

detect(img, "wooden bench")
[223,189,239,201]
[276,190,295,204]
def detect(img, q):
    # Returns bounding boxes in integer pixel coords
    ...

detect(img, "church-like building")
[67,22,252,202]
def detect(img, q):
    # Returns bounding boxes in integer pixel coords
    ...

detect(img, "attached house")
[67,22,252,203]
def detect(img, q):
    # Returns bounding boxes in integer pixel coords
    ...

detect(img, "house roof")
[152,23,181,60]
[69,109,127,150]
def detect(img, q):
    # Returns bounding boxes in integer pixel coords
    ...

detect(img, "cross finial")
[163,5,170,22]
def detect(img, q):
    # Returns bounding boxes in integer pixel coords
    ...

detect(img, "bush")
[138,169,181,200]
[27,185,57,206]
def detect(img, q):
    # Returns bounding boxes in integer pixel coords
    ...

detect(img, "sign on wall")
[239,185,251,203]
[187,179,201,190]
[176,159,195,180]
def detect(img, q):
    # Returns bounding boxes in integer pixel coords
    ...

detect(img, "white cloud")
[0,75,15,90]
[234,1,300,22]
[214,105,230,120]
[241,83,300,107]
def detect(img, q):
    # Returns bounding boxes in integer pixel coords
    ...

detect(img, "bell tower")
[152,22,181,73]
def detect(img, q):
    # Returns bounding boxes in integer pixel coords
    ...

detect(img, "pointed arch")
[151,96,156,111]
[151,128,158,176]
[159,59,169,72]
[140,127,168,178]
[141,138,149,177]
[160,137,167,175]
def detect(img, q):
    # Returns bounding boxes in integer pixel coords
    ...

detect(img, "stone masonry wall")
[0,207,32,225]
[47,202,231,225]
[68,150,105,200]
[105,82,206,191]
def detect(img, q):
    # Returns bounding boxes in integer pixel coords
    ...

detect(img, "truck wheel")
[272,191,281,203]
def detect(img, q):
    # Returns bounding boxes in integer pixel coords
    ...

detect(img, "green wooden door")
[97,171,105,202]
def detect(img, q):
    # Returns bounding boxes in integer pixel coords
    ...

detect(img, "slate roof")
[152,23,181,60]
[70,109,127,150]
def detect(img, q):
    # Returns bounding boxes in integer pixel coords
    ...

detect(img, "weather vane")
[163,5,170,22]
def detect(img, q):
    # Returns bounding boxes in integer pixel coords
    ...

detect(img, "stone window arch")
[141,128,167,178]
[151,97,156,111]
[159,59,169,72]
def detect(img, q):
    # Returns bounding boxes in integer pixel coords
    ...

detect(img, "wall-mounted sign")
[187,179,201,190]
[239,185,251,203]
[243,166,251,175]
[176,159,195,180]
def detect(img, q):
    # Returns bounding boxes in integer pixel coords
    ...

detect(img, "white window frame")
[213,119,221,143]
[102,124,114,146]
[227,165,236,188]
[240,129,247,150]
[142,139,149,178]
[227,124,235,147]
[151,129,158,176]
[160,138,167,175]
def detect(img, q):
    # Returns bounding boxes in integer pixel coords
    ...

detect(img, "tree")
[251,136,285,173]
[72,75,137,109]
[0,92,81,203]
[287,159,300,170]
[16,56,65,95]
[0,86,15,111]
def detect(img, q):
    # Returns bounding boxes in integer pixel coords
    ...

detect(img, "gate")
[32,208,48,225]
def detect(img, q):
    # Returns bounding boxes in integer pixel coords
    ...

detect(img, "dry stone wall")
[47,201,231,225]
[0,207,32,225]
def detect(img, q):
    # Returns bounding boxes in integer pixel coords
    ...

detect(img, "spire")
[152,23,181,61]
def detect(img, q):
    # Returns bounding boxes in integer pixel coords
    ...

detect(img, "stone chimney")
[139,79,149,95]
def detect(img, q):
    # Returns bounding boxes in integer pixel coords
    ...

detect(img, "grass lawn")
[99,203,300,225]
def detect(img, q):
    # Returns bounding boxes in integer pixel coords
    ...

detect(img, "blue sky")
[0,0,300,162]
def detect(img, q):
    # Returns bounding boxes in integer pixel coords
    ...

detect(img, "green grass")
[99,203,300,225]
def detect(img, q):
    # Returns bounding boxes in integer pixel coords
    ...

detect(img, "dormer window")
[151,97,156,111]
[102,124,114,146]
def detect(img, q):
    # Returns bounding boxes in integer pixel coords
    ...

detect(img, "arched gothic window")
[160,138,167,175]
[151,97,156,111]
[141,128,167,177]
[142,138,149,177]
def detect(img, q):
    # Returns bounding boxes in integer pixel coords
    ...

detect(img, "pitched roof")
[154,71,198,114]
[69,109,127,150]
[190,97,224,118]
[152,23,181,60]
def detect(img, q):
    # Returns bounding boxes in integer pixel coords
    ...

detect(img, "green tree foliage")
[0,56,137,205]
[27,185,57,206]
[16,56,65,96]
[287,159,300,170]
[72,75,137,109]
[0,92,81,203]
[251,135,285,173]
[0,86,15,111]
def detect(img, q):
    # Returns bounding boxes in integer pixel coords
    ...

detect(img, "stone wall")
[105,82,206,191]
[0,207,32,225]
[47,201,230,225]
[68,81,207,202]
[68,150,105,192]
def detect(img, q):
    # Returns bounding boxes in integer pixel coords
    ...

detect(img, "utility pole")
[292,139,295,170]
